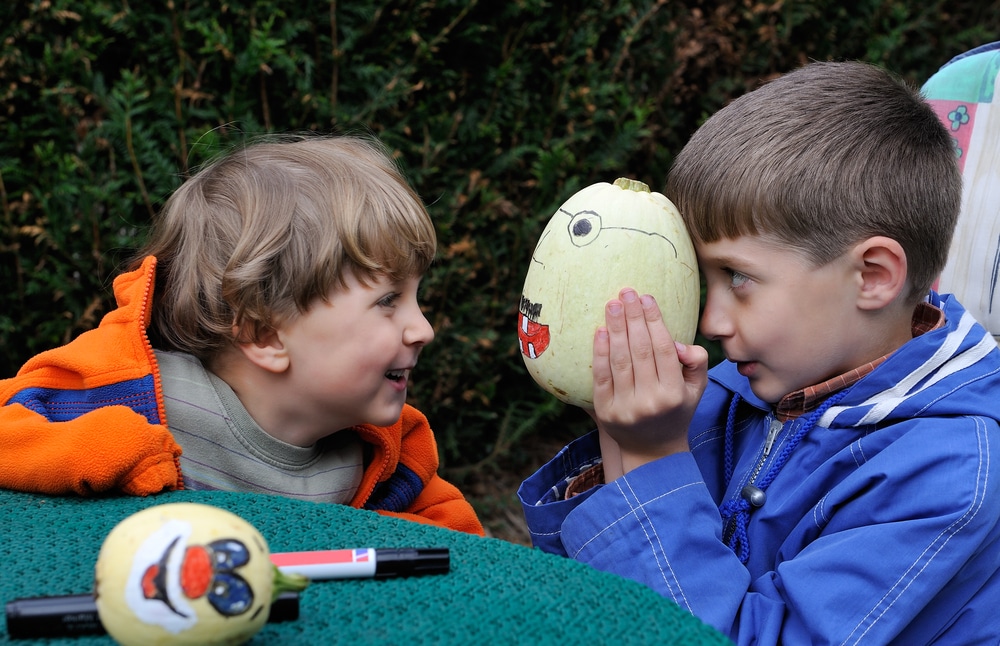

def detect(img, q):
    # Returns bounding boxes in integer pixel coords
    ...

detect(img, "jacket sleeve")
[354,404,484,536]
[0,400,181,496]
[376,474,484,536]
[0,256,183,497]
[520,421,1000,645]
[517,430,604,555]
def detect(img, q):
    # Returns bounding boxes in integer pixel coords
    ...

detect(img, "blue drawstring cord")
[718,388,850,564]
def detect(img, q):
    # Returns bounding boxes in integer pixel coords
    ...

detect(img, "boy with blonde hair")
[0,134,483,535]
[520,61,1000,642]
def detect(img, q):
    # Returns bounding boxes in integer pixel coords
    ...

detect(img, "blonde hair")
[134,134,436,359]
[666,61,961,303]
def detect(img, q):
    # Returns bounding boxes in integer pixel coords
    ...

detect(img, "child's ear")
[853,236,908,310]
[235,326,290,374]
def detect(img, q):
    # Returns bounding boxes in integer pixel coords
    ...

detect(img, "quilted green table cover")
[0,488,730,645]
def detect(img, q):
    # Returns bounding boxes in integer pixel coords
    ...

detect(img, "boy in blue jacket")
[519,61,1000,644]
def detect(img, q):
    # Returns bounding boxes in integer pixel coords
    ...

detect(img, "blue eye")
[728,270,750,289]
[208,539,249,569]
[205,539,255,617]
[207,571,254,616]
[378,293,400,308]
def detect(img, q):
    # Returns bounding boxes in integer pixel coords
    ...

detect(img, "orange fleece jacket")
[0,256,483,535]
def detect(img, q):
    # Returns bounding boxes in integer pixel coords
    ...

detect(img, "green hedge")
[2,0,997,472]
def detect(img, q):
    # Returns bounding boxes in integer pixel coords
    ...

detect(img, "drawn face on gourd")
[518,178,699,409]
[94,503,276,646]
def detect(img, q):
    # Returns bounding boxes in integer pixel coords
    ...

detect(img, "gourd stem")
[271,565,310,600]
[613,177,650,193]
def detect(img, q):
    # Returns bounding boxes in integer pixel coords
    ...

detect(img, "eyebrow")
[698,252,750,268]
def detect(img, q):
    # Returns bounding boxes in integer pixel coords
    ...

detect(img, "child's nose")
[698,295,731,341]
[405,309,435,346]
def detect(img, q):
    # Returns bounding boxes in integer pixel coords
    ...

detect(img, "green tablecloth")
[0,488,730,644]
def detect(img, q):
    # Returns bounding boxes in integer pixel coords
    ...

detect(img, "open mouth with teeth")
[518,311,550,359]
[385,369,407,382]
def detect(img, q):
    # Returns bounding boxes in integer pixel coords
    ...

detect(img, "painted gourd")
[94,502,308,646]
[518,178,699,408]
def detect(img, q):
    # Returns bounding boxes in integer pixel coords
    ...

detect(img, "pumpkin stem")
[271,564,310,600]
[613,177,650,193]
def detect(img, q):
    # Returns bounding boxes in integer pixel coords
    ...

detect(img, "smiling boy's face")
[696,234,884,404]
[275,269,435,433]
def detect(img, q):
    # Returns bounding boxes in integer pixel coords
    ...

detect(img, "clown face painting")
[94,503,282,646]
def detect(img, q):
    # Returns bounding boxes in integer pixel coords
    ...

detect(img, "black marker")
[270,547,450,579]
[4,591,299,640]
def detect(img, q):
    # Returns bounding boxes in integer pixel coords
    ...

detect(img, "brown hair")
[134,134,436,359]
[666,61,961,303]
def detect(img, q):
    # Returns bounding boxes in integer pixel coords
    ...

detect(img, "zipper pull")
[763,418,782,457]
[741,484,767,508]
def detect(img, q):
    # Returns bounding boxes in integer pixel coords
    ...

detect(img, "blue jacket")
[519,292,1000,644]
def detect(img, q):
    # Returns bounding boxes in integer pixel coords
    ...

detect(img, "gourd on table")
[94,502,308,646]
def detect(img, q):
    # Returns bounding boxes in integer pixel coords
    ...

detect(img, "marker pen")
[4,591,299,640]
[270,547,449,580]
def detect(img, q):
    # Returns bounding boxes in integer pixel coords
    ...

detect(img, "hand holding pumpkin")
[592,288,709,476]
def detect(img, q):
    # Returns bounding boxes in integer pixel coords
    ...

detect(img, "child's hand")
[592,288,708,475]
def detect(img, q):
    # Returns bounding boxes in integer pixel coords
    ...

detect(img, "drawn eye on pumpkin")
[201,539,254,617]
[206,571,254,617]
[566,210,602,247]
[208,538,250,570]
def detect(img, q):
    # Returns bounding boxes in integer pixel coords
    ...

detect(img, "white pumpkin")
[94,502,307,646]
[518,178,699,408]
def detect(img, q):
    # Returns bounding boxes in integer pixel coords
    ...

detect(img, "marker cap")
[375,548,450,578]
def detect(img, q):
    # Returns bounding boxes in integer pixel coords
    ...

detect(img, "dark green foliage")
[2,0,998,471]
